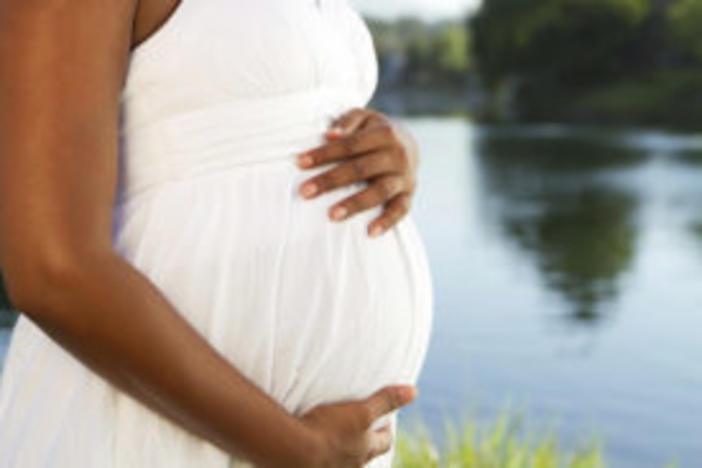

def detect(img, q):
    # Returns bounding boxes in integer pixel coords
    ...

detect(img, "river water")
[400,118,702,468]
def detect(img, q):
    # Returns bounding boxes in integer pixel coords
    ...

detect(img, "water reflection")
[474,128,645,324]
[677,149,702,165]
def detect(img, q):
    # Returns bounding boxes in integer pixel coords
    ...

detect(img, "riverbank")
[394,409,608,468]
[512,70,702,131]
[374,70,702,131]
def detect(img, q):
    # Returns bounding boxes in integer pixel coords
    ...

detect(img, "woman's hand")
[294,384,418,468]
[296,108,420,238]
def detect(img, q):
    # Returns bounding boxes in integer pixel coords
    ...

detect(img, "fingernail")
[398,386,415,401]
[330,206,347,221]
[301,183,317,198]
[327,126,345,136]
[369,224,384,237]
[297,154,313,167]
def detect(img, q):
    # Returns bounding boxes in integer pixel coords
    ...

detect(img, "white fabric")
[0,1,434,466]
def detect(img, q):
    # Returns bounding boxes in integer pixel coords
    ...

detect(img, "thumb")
[362,384,417,428]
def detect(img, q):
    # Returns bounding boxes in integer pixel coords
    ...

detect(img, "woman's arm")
[0,1,316,465]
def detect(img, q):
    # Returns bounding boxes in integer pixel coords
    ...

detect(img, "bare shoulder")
[0,0,138,90]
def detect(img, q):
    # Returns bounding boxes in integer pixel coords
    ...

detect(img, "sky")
[348,0,482,20]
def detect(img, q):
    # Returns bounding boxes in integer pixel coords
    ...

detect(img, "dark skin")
[0,1,418,467]
[298,108,420,238]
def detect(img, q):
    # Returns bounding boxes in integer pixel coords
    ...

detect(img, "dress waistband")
[116,86,356,202]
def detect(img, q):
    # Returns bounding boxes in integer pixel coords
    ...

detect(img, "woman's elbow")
[3,244,87,319]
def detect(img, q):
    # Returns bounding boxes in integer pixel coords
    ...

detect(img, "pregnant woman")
[0,0,433,466]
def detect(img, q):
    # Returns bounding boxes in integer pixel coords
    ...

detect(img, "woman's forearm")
[12,248,317,467]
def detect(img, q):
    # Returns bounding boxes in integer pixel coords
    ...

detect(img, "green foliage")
[366,18,471,86]
[470,0,652,88]
[667,0,702,59]
[435,25,471,79]
[393,409,606,468]
[571,69,702,128]
[468,0,702,126]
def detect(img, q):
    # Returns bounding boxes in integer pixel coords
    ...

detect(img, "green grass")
[392,408,677,468]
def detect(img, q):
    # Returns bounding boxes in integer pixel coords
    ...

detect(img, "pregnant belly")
[113,159,434,421]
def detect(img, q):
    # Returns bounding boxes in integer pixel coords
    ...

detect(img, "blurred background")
[2,0,701,466]
[355,0,702,466]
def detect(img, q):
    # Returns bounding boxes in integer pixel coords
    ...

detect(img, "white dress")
[0,0,434,466]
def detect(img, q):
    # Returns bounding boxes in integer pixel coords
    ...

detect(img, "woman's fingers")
[327,174,406,223]
[296,106,418,236]
[297,121,392,169]
[299,148,404,200]
[361,385,417,429]
[367,192,413,237]
[295,384,416,467]
[326,108,390,139]
[365,424,393,463]
[326,108,370,139]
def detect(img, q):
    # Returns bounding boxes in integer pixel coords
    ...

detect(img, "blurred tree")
[366,17,472,87]
[402,19,436,84]
[470,0,652,88]
[667,0,702,60]
[434,24,471,83]
[468,0,702,127]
